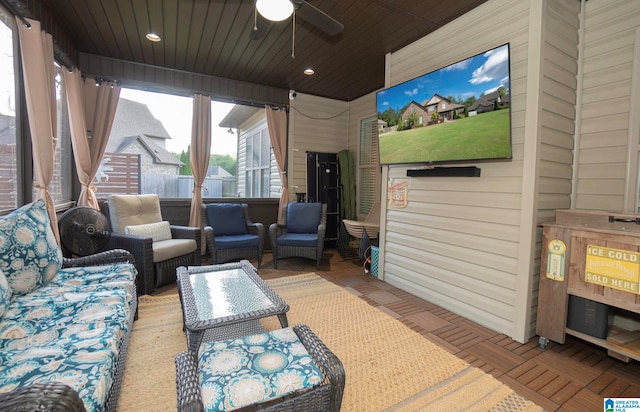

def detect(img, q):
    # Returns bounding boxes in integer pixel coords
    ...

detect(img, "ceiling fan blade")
[250,13,273,40]
[294,0,343,36]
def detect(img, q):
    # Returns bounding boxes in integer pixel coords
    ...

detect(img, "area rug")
[117,273,542,411]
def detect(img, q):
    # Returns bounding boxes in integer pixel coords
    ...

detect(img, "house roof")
[38,1,489,102]
[107,98,182,166]
[468,90,510,111]
[218,105,262,129]
[114,135,183,167]
[206,165,232,177]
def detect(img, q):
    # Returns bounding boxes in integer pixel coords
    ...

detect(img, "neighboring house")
[468,90,510,114]
[219,105,281,198]
[377,118,387,132]
[401,94,464,126]
[206,165,232,177]
[107,98,183,175]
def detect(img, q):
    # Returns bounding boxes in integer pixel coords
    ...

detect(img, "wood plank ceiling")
[45,0,489,102]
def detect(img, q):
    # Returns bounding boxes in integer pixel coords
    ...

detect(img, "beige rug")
[118,273,542,411]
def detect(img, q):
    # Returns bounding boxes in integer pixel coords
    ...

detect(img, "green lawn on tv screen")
[379,109,511,165]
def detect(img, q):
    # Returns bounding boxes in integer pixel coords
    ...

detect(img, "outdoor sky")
[119,88,238,157]
[376,43,510,113]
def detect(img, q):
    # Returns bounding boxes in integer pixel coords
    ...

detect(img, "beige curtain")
[64,71,120,209]
[188,94,212,249]
[16,17,60,242]
[265,106,289,221]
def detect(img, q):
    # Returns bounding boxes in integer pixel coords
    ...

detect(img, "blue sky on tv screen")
[377,44,510,113]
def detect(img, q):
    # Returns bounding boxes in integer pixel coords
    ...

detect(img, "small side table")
[176,260,289,352]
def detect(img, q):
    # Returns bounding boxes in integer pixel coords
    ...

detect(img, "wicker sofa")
[0,200,138,412]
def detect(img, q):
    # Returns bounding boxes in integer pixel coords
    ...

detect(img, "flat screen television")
[376,43,512,166]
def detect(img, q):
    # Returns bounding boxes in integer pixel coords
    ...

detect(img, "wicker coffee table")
[176,260,289,352]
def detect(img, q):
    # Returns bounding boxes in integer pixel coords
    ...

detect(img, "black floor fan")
[58,206,111,257]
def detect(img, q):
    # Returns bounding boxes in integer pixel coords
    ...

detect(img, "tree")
[406,111,420,128]
[179,146,192,175]
[378,106,402,127]
[463,96,477,108]
[209,154,237,176]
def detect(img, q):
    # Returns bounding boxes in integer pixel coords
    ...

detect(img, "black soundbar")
[406,166,481,177]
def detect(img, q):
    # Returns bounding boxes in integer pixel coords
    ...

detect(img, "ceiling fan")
[251,0,344,42]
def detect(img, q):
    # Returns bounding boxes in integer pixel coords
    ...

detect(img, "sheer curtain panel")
[188,94,212,252]
[266,106,288,220]
[16,17,59,242]
[64,71,120,209]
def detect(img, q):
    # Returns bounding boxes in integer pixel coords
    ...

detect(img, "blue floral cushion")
[0,199,62,295]
[0,287,131,412]
[0,269,11,320]
[198,327,323,411]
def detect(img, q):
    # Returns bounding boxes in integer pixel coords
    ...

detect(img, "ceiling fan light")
[256,0,294,22]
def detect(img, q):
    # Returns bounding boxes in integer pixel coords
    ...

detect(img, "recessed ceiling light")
[145,33,161,42]
[304,68,315,75]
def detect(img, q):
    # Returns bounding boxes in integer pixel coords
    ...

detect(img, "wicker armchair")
[99,195,200,295]
[201,203,265,267]
[175,324,345,412]
[269,202,327,269]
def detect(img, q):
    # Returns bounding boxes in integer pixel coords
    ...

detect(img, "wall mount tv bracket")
[406,166,481,177]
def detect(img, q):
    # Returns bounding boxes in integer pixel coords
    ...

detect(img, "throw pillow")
[0,199,62,295]
[125,221,172,242]
[0,269,11,319]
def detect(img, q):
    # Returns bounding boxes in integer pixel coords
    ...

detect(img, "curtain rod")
[0,0,31,28]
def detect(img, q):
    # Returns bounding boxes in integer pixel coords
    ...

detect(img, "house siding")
[574,0,640,211]
[288,94,349,195]
[379,0,580,343]
[235,111,281,199]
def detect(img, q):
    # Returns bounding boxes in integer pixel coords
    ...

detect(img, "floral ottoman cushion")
[198,327,323,411]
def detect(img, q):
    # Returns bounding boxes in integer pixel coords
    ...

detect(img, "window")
[245,128,271,198]
[94,89,238,199]
[34,64,72,205]
[0,7,17,212]
[358,117,379,215]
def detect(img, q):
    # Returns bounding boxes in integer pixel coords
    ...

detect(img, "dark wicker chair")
[201,203,265,268]
[174,324,345,412]
[0,249,137,412]
[99,195,200,295]
[269,203,327,269]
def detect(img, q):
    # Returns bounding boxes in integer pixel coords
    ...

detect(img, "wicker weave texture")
[177,261,289,352]
[201,203,265,268]
[269,203,327,269]
[0,251,138,412]
[174,324,345,412]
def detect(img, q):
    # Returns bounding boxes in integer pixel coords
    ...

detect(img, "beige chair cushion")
[109,194,163,233]
[125,221,172,242]
[152,239,197,263]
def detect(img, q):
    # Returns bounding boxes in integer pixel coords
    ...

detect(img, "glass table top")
[189,268,275,321]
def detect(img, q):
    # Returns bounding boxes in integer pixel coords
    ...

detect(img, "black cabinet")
[306,152,340,247]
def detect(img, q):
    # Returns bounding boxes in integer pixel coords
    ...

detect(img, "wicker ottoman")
[175,324,345,412]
